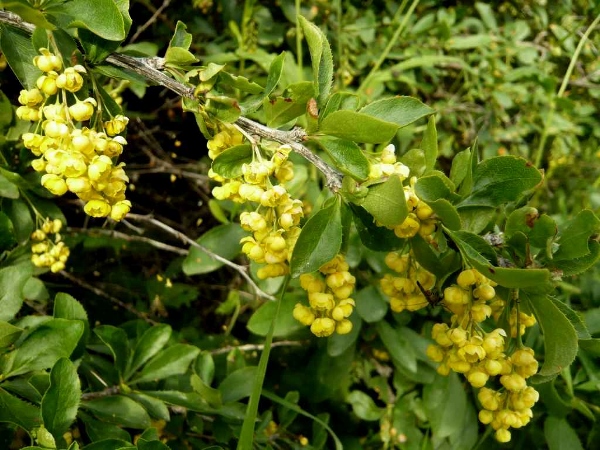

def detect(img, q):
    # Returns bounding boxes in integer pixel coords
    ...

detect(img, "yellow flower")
[109,200,132,221]
[41,174,68,196]
[84,199,111,217]
[104,114,129,136]
[69,98,97,121]
[56,66,86,93]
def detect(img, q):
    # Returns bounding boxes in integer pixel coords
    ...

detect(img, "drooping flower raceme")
[18,48,131,221]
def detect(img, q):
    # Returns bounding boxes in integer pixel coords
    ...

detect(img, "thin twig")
[81,386,120,401]
[0,11,342,189]
[209,340,307,355]
[67,227,188,255]
[60,270,159,325]
[129,0,172,44]
[126,213,276,301]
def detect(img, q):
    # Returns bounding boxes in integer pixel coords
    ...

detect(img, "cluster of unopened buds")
[30,218,69,273]
[17,48,131,221]
[380,251,436,313]
[368,145,437,239]
[208,126,302,279]
[293,255,356,337]
[424,268,539,442]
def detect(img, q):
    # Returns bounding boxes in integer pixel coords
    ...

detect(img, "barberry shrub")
[0,2,599,450]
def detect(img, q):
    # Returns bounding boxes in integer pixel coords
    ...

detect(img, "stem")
[237,276,288,450]
[533,13,600,168]
[0,10,343,190]
[126,213,276,301]
[357,0,419,94]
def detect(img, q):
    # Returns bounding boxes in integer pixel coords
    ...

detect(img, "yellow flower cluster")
[293,255,356,337]
[30,218,69,273]
[393,177,437,239]
[425,269,540,442]
[368,144,410,181]
[208,128,303,279]
[380,251,436,313]
[17,48,131,221]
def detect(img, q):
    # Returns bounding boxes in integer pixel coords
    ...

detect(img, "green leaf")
[94,325,129,378]
[458,156,542,207]
[0,24,39,88]
[544,416,584,450]
[421,116,438,173]
[411,234,459,279]
[553,210,600,261]
[445,229,551,288]
[4,199,34,244]
[218,366,257,403]
[456,206,495,234]
[205,95,241,123]
[142,391,208,412]
[4,318,84,378]
[505,207,558,249]
[0,321,23,347]
[346,391,382,421]
[247,293,305,337]
[427,199,461,230]
[82,395,151,429]
[50,0,126,41]
[298,16,333,107]
[290,198,343,277]
[310,136,370,181]
[321,92,359,121]
[0,212,17,250]
[41,358,81,440]
[318,110,399,143]
[53,293,87,322]
[79,411,130,442]
[450,148,471,188]
[414,173,455,202]
[350,204,404,251]
[182,223,246,275]
[190,373,222,409]
[551,240,600,277]
[242,52,286,113]
[2,1,56,29]
[0,387,40,431]
[376,322,417,374]
[423,372,467,438]
[125,393,170,421]
[218,71,263,94]
[0,263,33,322]
[211,144,252,178]
[355,286,388,323]
[53,293,89,359]
[358,175,408,227]
[522,292,578,379]
[359,96,434,128]
[80,439,135,450]
[0,172,19,199]
[264,81,314,127]
[131,344,200,384]
[446,34,494,50]
[168,20,192,49]
[127,324,172,379]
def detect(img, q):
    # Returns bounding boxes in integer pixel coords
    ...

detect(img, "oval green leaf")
[311,136,370,181]
[290,198,343,277]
